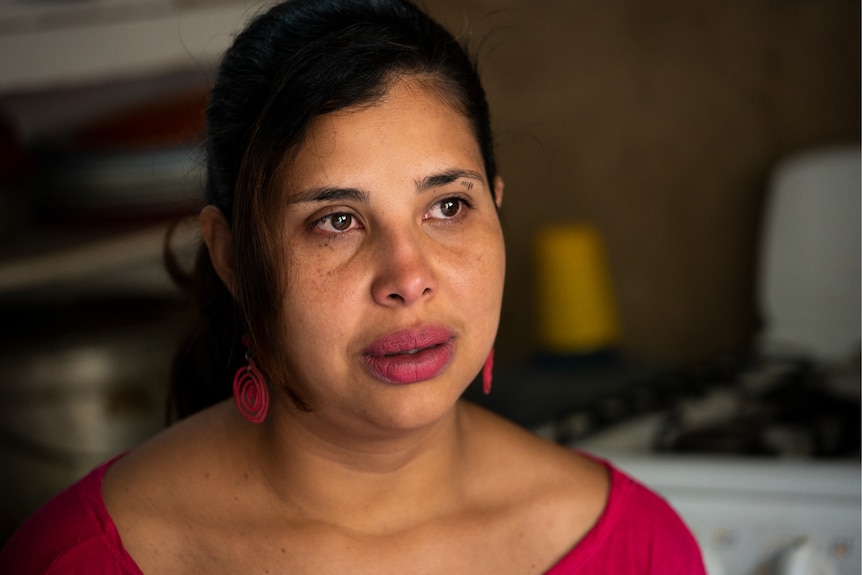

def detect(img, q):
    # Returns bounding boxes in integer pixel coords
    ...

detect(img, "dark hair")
[168,0,497,420]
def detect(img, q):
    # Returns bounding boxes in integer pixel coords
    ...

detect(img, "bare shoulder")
[461,400,608,491]
[459,401,610,560]
[104,400,241,497]
[102,401,247,566]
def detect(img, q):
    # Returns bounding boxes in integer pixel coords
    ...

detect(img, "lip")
[362,326,455,384]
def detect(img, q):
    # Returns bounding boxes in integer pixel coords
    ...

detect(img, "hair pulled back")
[168,0,497,420]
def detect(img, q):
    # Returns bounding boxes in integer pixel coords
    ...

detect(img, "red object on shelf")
[70,89,208,152]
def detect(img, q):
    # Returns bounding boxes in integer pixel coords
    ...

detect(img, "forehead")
[284,78,486,191]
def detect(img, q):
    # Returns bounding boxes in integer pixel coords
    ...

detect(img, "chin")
[353,382,465,435]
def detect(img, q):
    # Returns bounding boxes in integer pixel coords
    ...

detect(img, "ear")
[199,205,237,297]
[493,176,505,209]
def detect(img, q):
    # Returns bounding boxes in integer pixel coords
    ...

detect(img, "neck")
[254,397,471,534]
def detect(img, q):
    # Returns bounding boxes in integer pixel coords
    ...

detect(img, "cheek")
[286,240,360,299]
[446,229,506,316]
[280,251,363,352]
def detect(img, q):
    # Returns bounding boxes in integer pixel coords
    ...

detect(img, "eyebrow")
[287,168,486,205]
[287,186,368,205]
[415,168,486,191]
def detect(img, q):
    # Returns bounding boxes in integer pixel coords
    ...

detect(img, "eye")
[314,212,359,233]
[428,197,469,220]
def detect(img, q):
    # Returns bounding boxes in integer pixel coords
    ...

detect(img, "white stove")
[571,414,860,575]
[461,141,862,572]
[545,145,862,575]
[480,344,860,575]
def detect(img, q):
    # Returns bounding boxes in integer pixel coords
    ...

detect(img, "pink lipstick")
[363,326,454,384]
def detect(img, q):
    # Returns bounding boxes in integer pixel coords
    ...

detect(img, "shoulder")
[459,403,611,567]
[550,459,706,574]
[603,464,701,546]
[459,404,705,574]
[100,401,250,569]
[104,399,254,503]
[460,401,609,496]
[0,458,141,574]
[104,400,239,492]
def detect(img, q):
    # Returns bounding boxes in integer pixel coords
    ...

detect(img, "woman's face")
[276,78,505,436]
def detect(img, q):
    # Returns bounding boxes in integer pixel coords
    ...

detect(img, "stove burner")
[656,358,861,458]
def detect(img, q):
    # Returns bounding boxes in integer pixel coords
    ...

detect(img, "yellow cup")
[534,224,620,354]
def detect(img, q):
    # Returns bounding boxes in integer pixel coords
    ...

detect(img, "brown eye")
[330,213,353,231]
[314,212,358,233]
[438,198,461,218]
[427,197,471,221]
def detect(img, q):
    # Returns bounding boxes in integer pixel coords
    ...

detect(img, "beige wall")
[426,0,860,365]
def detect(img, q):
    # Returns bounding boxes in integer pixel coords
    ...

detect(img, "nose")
[370,229,437,306]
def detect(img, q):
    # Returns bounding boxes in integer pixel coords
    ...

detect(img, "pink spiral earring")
[233,335,270,423]
[482,349,495,395]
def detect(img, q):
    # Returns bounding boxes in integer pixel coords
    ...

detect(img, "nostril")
[382,286,431,304]
[371,249,437,305]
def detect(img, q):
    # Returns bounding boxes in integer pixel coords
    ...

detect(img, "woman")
[1,1,705,573]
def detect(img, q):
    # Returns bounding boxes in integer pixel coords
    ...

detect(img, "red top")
[1,454,705,574]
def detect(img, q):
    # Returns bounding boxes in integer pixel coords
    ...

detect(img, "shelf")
[0,218,200,298]
[0,0,273,93]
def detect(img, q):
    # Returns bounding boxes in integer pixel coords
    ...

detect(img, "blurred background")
[0,1,859,572]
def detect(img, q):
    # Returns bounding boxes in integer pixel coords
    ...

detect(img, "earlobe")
[200,205,237,297]
[493,176,505,209]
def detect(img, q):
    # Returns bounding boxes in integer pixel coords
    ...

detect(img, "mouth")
[363,326,454,384]
[381,339,447,357]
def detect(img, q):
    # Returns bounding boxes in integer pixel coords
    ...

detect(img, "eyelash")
[426,196,473,221]
[310,195,474,235]
[311,211,361,234]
